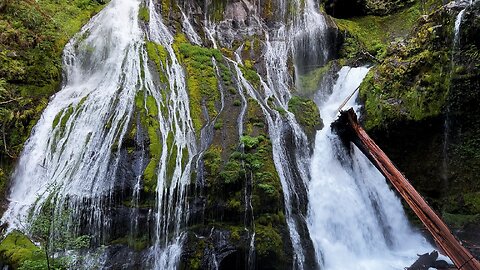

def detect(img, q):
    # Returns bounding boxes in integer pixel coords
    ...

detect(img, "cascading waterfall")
[454,0,477,45]
[307,66,434,270]
[2,0,197,268]
[2,0,144,241]
[202,0,334,267]
[146,1,197,268]
[454,8,466,46]
[0,0,449,268]
[444,0,478,187]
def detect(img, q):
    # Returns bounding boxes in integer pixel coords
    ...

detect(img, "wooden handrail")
[332,108,480,270]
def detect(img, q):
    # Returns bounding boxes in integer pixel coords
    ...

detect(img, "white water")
[307,66,434,270]
[2,0,143,235]
[2,0,196,268]
[147,0,197,268]
[1,0,444,269]
[454,0,477,46]
[454,8,466,46]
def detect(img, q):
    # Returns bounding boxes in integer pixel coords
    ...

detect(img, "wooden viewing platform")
[332,108,480,270]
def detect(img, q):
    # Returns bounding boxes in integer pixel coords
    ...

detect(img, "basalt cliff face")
[0,0,479,269]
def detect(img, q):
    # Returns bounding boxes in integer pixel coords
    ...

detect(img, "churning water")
[307,66,434,270]
[1,0,440,269]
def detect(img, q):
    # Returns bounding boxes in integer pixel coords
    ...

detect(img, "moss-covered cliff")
[0,0,105,214]
[333,0,480,255]
[1,0,480,268]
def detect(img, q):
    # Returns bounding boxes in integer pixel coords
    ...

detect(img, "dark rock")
[406,250,438,270]
[324,0,415,18]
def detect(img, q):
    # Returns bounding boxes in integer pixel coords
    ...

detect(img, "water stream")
[0,0,444,269]
[307,66,434,270]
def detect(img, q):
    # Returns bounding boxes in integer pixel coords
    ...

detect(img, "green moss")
[143,158,158,193]
[166,144,178,184]
[359,6,452,130]
[146,41,168,73]
[0,231,44,269]
[230,227,241,242]
[239,64,261,90]
[297,62,332,95]
[203,146,223,176]
[138,6,150,22]
[335,3,422,61]
[135,91,162,193]
[173,36,223,134]
[60,107,75,129]
[288,96,323,138]
[254,224,284,258]
[186,237,206,270]
[213,119,223,130]
[245,97,264,135]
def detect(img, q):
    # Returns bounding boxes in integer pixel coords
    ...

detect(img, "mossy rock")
[0,231,44,269]
[288,96,323,139]
[254,224,286,267]
[174,35,224,134]
[334,2,422,62]
[358,5,453,130]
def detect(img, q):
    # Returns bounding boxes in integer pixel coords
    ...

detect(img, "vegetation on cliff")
[0,0,106,212]
[336,0,480,234]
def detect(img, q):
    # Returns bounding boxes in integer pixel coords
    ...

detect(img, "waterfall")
[2,0,197,268]
[454,9,466,46]
[2,0,143,238]
[146,1,197,268]
[307,66,434,270]
[454,0,478,46]
[0,0,447,268]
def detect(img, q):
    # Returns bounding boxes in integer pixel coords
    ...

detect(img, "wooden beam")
[332,108,480,270]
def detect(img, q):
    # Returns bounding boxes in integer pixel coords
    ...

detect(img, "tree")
[26,192,90,270]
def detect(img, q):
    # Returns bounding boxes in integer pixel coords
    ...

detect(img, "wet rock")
[215,1,263,48]
[406,251,438,270]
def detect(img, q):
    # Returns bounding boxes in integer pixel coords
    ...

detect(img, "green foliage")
[0,231,42,269]
[220,160,243,184]
[335,3,422,61]
[359,6,452,129]
[213,120,223,130]
[0,0,106,205]
[240,135,262,149]
[203,146,222,176]
[138,6,150,22]
[0,167,8,204]
[254,224,284,258]
[18,259,50,270]
[442,213,480,229]
[288,96,323,138]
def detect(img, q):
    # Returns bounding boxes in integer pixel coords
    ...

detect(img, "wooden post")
[332,108,480,270]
